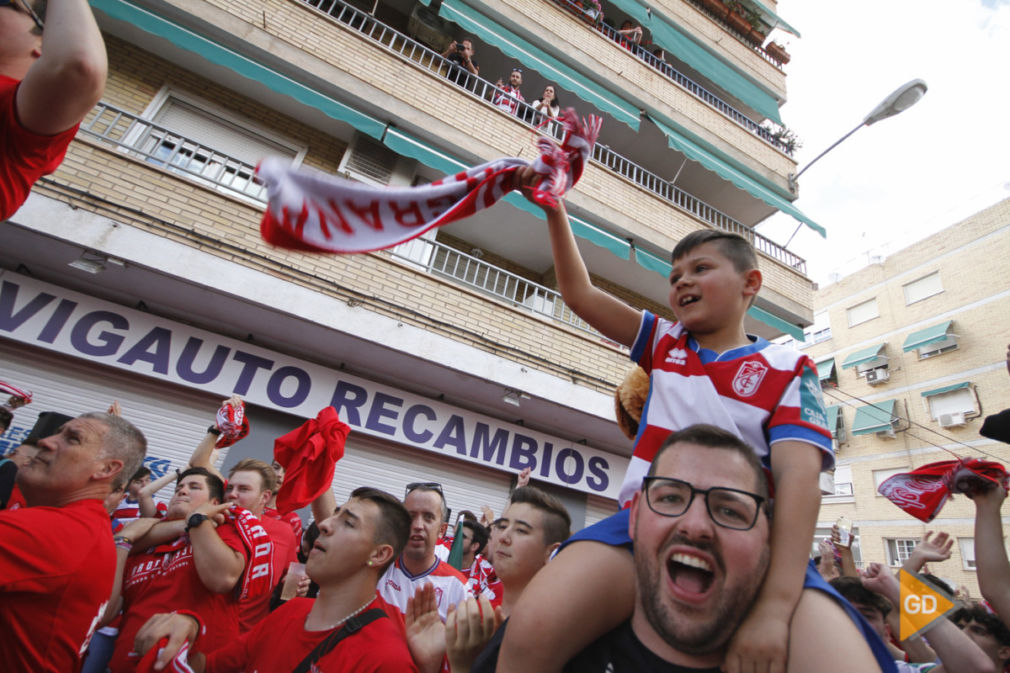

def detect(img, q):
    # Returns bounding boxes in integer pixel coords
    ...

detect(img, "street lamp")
[783,79,927,246]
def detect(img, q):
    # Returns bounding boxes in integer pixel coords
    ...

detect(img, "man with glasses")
[563,425,894,672]
[378,482,468,620]
[0,0,107,220]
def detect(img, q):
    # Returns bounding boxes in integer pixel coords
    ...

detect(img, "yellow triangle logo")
[898,569,956,641]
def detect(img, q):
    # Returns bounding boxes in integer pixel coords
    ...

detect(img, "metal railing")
[299,0,806,272]
[75,102,615,340]
[548,0,788,152]
[78,103,267,203]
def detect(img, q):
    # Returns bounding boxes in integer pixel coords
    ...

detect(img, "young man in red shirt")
[0,411,146,673]
[135,486,419,673]
[107,467,266,673]
[0,0,107,219]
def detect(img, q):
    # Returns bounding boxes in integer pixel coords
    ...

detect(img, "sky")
[755,0,1010,285]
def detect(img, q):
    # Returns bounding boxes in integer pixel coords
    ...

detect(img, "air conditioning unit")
[938,412,967,428]
[865,367,890,385]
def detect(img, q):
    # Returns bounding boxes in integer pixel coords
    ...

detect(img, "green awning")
[921,382,971,398]
[649,116,825,237]
[437,0,642,131]
[852,400,897,436]
[902,321,954,352]
[501,193,631,259]
[817,359,836,382]
[825,405,841,435]
[606,0,782,122]
[382,127,467,175]
[747,305,802,340]
[841,343,887,370]
[748,0,801,37]
[91,0,386,140]
[635,247,672,276]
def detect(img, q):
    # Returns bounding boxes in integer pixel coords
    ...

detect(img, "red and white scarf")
[256,109,601,253]
[0,381,32,412]
[226,505,275,601]
[878,457,1008,522]
[214,398,249,449]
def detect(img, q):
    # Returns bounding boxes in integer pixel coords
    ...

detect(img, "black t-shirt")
[563,621,722,673]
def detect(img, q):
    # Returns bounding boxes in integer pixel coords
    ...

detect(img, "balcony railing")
[76,102,617,342]
[546,0,787,151]
[300,0,805,272]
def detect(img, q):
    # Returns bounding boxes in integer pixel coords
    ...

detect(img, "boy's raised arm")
[518,167,642,347]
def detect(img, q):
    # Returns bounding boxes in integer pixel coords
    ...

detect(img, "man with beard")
[563,425,893,672]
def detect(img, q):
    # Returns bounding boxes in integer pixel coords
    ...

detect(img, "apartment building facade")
[797,197,1010,596]
[0,0,817,525]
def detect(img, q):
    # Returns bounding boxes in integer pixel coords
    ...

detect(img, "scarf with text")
[256,109,601,253]
[878,457,1008,522]
[214,398,249,449]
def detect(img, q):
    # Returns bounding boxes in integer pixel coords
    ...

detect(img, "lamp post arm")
[792,120,864,184]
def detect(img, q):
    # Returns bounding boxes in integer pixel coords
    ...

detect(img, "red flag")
[273,406,350,513]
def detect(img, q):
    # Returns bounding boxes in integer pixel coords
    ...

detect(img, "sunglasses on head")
[404,482,451,521]
[0,0,43,32]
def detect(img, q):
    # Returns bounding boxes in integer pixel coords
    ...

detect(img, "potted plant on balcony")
[765,41,790,65]
[724,1,752,36]
[770,126,801,155]
[699,0,728,20]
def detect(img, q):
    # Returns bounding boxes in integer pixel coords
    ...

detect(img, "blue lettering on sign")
[117,327,173,374]
[0,281,54,331]
[538,441,554,478]
[38,299,78,343]
[70,310,128,356]
[266,366,312,408]
[330,380,368,426]
[471,423,508,465]
[231,351,274,395]
[433,415,467,455]
[586,456,609,491]
[176,338,231,384]
[0,425,30,458]
[143,457,172,478]
[365,392,402,435]
[403,404,435,443]
[555,448,584,484]
[509,434,537,471]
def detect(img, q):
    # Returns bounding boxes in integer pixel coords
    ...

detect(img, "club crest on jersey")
[665,348,688,367]
[732,361,767,397]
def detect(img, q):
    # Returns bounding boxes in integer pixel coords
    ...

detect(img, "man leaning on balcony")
[0,0,107,221]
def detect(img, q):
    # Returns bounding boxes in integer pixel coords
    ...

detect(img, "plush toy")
[614,366,650,440]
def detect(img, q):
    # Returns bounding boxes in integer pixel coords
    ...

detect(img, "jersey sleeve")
[630,311,658,372]
[767,355,835,470]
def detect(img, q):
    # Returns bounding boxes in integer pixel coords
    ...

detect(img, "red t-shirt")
[238,513,298,632]
[206,596,417,673]
[263,506,303,540]
[109,523,249,673]
[0,75,79,221]
[0,499,116,673]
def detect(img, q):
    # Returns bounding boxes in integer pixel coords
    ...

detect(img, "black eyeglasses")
[0,0,44,32]
[642,477,765,531]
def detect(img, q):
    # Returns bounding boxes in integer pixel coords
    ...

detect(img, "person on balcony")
[442,38,479,88]
[0,0,108,221]
[531,85,561,122]
[616,20,644,49]
[493,68,525,117]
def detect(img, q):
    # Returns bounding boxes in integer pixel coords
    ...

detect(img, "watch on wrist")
[207,425,221,436]
[186,513,210,533]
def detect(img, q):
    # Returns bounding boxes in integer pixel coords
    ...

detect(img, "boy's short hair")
[461,519,489,554]
[228,458,278,494]
[647,424,768,500]
[829,576,892,618]
[351,486,410,569]
[176,467,225,503]
[509,486,571,546]
[671,230,758,273]
[129,466,152,483]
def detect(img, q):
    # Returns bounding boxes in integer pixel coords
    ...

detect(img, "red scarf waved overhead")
[878,457,1008,522]
[273,406,351,513]
[255,109,601,253]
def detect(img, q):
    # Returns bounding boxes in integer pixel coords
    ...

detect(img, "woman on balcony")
[531,85,561,121]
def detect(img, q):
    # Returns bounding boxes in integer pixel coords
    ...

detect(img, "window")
[886,538,918,566]
[131,89,304,202]
[802,311,832,345]
[959,538,977,570]
[873,467,906,492]
[846,299,879,327]
[833,465,853,495]
[922,383,976,426]
[903,272,943,305]
[903,321,958,359]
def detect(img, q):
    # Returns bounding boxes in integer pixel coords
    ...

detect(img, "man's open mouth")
[667,552,714,594]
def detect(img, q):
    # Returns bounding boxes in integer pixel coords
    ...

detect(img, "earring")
[367,560,373,567]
